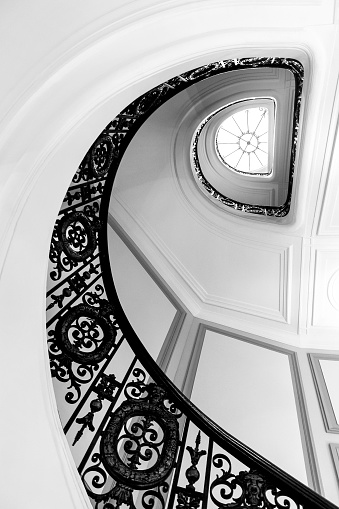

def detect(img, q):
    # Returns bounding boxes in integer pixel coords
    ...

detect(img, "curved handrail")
[105,292,337,509]
[46,56,338,509]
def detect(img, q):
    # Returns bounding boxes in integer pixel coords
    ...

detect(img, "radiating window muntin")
[215,98,276,177]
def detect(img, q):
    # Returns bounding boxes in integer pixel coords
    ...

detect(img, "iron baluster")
[45,57,338,509]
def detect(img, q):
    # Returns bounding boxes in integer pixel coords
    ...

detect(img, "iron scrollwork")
[54,302,116,365]
[210,454,301,509]
[50,207,101,281]
[80,371,180,508]
[101,380,180,490]
[48,297,117,403]
[58,211,98,262]
[45,55,337,509]
[190,58,303,217]
[72,374,120,445]
[176,433,206,509]
[185,432,206,489]
[91,135,114,178]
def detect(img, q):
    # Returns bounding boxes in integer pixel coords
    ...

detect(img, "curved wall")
[1,1,339,507]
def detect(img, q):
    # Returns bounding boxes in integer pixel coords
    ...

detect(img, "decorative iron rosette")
[57,211,99,262]
[101,384,179,490]
[46,54,337,509]
[90,135,114,178]
[54,301,116,365]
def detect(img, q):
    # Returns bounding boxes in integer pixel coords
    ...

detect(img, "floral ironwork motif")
[91,135,114,177]
[176,491,202,509]
[59,211,98,261]
[72,397,103,445]
[176,433,206,509]
[72,374,120,445]
[54,302,116,364]
[210,454,301,509]
[101,380,180,489]
[48,295,117,403]
[46,56,335,509]
[80,369,179,507]
[185,432,207,487]
[50,207,101,280]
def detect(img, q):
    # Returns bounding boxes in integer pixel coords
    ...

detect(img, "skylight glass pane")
[216,106,270,175]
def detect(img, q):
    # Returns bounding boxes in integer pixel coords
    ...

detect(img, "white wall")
[108,225,177,361]
[0,1,339,507]
[191,330,307,482]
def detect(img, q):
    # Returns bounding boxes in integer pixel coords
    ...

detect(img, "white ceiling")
[192,67,295,207]
[110,32,339,350]
[2,2,339,506]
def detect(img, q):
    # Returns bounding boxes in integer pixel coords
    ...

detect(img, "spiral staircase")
[2,2,339,508]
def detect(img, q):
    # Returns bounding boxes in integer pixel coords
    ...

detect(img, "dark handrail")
[106,294,337,509]
[46,56,338,509]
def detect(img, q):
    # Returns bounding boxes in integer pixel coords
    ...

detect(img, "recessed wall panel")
[108,227,177,360]
[319,360,339,425]
[191,330,307,483]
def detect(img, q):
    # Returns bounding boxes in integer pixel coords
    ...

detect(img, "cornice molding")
[110,191,293,323]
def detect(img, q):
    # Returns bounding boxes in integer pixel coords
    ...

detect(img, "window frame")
[215,97,276,177]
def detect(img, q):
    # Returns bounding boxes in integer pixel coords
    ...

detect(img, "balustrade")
[46,57,336,509]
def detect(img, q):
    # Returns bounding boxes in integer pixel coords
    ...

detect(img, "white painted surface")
[320,359,339,424]
[311,249,339,327]
[107,226,176,360]
[0,0,339,506]
[191,331,308,482]
[111,85,301,332]
[297,351,339,503]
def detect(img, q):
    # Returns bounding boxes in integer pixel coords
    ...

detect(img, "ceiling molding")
[110,192,202,316]
[110,191,293,323]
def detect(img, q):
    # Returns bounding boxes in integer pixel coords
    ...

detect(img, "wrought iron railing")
[46,58,337,509]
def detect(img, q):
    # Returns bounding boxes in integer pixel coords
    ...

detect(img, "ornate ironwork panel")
[46,57,337,509]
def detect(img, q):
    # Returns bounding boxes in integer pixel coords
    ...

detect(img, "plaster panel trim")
[317,168,339,236]
[317,94,339,236]
[313,28,339,238]
[330,443,339,488]
[109,195,202,315]
[0,7,329,507]
[108,213,188,375]
[189,325,322,493]
[289,353,324,494]
[179,321,206,398]
[309,353,339,433]
[111,192,292,323]
[201,243,291,322]
[328,269,339,310]
[311,249,339,328]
